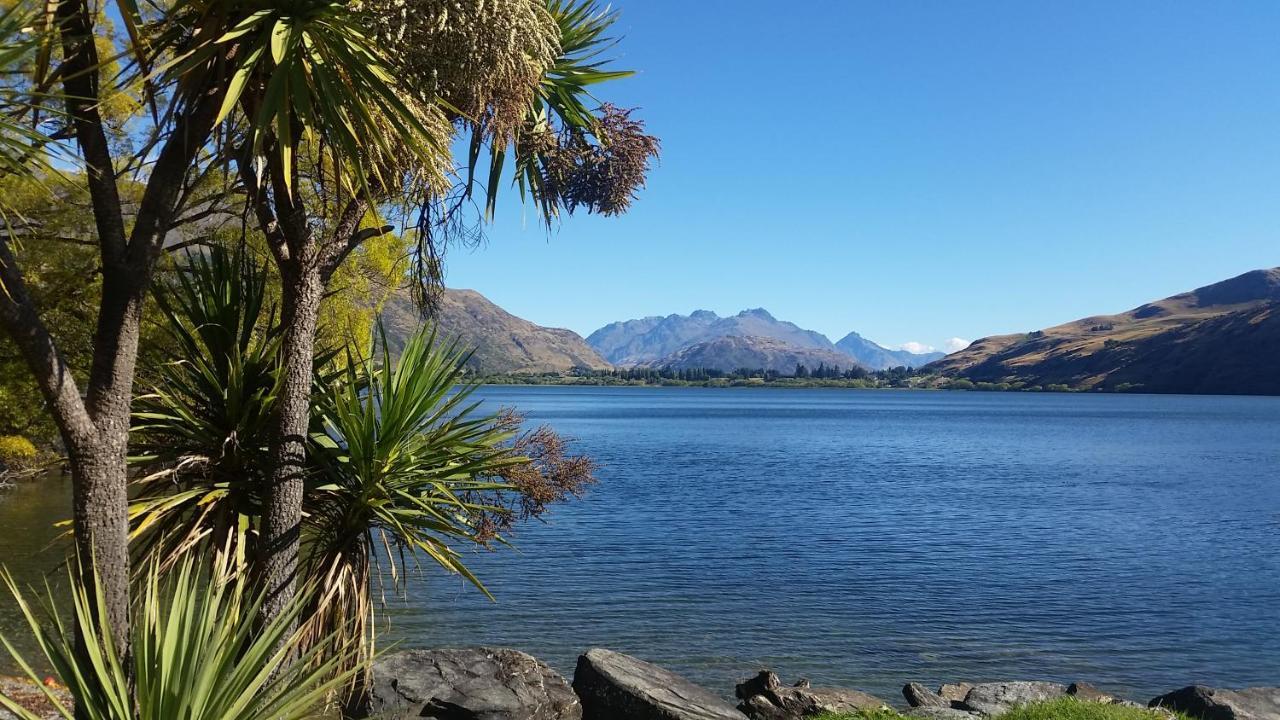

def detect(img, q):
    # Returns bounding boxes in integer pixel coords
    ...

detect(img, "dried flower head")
[530,104,660,216]
[469,409,597,543]
[360,0,560,142]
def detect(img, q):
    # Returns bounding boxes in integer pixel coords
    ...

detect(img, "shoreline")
[473,379,1280,399]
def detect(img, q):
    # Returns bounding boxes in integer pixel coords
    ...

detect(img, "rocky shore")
[352,647,1280,720]
[6,648,1276,720]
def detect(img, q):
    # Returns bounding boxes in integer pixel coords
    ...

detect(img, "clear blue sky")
[441,0,1280,353]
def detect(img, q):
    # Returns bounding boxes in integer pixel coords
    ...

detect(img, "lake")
[2,387,1279,701]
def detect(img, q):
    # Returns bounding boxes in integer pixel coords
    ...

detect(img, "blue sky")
[441,1,1280,353]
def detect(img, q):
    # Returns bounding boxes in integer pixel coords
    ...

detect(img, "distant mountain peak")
[835,331,943,370]
[645,335,860,374]
[1190,267,1280,308]
[587,306,832,366]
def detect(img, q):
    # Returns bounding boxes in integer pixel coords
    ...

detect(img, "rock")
[573,649,746,720]
[734,670,887,720]
[1068,682,1116,704]
[356,647,581,720]
[735,672,783,705]
[960,682,1069,716]
[905,708,984,720]
[938,684,975,704]
[905,682,951,709]
[1149,686,1280,720]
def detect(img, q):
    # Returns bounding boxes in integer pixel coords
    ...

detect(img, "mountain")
[643,335,860,374]
[587,308,833,366]
[835,331,945,370]
[928,268,1280,394]
[381,288,611,375]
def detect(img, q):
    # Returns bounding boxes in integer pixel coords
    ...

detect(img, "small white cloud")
[900,341,935,354]
[944,337,972,353]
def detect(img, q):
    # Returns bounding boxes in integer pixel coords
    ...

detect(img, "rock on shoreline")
[353,647,581,720]
[1149,686,1280,720]
[736,670,889,719]
[350,648,1280,720]
[572,648,747,720]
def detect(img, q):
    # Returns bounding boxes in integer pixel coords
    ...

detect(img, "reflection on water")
[0,473,71,671]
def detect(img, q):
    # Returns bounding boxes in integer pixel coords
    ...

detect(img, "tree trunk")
[259,256,324,629]
[75,262,150,655]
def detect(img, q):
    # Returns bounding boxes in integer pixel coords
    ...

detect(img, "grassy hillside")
[928,268,1280,394]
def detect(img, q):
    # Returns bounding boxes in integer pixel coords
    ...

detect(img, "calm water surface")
[3,388,1279,700]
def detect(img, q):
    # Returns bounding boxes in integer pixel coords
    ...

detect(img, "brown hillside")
[381,288,611,376]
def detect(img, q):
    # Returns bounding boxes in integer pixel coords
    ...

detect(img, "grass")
[814,697,1187,720]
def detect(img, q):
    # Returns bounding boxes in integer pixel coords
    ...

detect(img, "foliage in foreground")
[0,549,359,720]
[129,249,595,684]
[814,697,1188,720]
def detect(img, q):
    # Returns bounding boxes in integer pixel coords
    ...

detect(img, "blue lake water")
[381,387,1280,700]
[2,387,1278,701]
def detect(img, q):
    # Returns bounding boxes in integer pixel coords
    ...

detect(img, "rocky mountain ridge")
[641,335,861,374]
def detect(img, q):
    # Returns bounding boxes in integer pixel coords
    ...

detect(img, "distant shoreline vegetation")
[475,366,1115,393]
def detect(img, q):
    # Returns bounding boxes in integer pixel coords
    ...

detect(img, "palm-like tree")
[185,0,659,631]
[0,0,656,688]
[131,249,595,690]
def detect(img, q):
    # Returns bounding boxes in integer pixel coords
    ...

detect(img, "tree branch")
[323,223,395,281]
[234,154,290,266]
[0,237,96,450]
[162,235,217,254]
[56,0,127,266]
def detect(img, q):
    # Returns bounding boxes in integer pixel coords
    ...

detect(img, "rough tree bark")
[259,251,324,625]
[238,152,386,635]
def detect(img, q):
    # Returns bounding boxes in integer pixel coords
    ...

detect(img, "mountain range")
[586,308,939,371]
[643,336,859,374]
[383,294,937,376]
[928,267,1280,394]
[379,266,1280,395]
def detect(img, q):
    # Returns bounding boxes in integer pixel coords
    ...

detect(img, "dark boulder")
[356,647,581,720]
[904,682,951,709]
[735,669,888,719]
[1149,686,1280,720]
[572,649,746,720]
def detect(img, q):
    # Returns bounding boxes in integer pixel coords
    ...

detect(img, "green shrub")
[996,697,1186,720]
[0,550,359,720]
[0,435,37,469]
